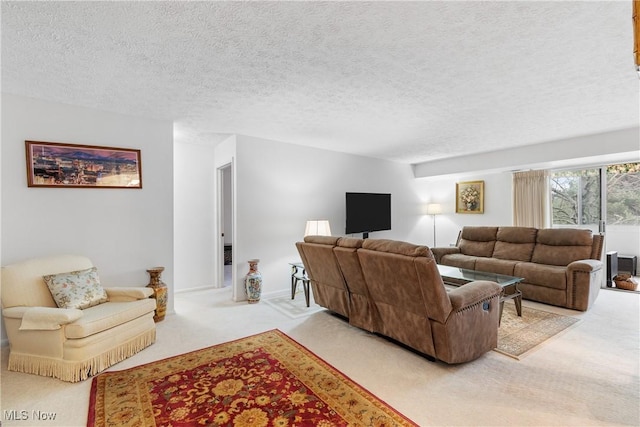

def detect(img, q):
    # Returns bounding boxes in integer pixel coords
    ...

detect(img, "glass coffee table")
[437,265,524,324]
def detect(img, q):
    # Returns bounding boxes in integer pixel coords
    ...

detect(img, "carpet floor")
[1,287,638,426]
[88,329,416,426]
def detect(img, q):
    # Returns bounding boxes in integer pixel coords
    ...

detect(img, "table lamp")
[304,220,332,237]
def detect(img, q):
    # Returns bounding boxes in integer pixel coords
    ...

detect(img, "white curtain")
[513,170,550,228]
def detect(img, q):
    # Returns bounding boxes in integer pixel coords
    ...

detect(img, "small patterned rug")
[495,303,580,360]
[87,329,416,426]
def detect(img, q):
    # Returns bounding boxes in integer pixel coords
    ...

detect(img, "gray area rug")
[263,291,325,319]
[496,303,580,359]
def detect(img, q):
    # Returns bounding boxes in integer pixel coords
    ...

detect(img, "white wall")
[1,94,174,341]
[604,226,639,262]
[173,141,216,292]
[412,171,514,247]
[228,135,423,301]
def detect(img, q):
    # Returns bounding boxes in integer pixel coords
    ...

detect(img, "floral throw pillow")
[43,267,108,309]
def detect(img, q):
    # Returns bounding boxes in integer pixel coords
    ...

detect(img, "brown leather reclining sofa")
[296,236,502,364]
[430,226,604,311]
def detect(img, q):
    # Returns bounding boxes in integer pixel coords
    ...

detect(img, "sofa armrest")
[105,287,154,302]
[432,280,501,363]
[448,280,502,312]
[430,247,460,264]
[566,259,603,311]
[567,259,602,273]
[3,306,84,330]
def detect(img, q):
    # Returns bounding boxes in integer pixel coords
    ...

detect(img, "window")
[551,168,601,226]
[551,162,640,226]
[606,163,640,226]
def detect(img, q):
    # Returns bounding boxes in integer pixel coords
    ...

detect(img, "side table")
[289,262,310,307]
[618,254,637,276]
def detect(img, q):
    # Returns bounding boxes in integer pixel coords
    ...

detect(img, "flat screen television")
[345,192,391,238]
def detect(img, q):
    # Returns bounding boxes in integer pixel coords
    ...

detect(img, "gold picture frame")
[456,180,484,214]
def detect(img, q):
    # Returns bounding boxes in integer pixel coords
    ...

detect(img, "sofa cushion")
[362,239,431,257]
[493,242,535,262]
[441,254,478,270]
[357,247,438,355]
[459,240,495,258]
[43,267,108,310]
[336,237,364,249]
[460,226,499,241]
[304,235,340,245]
[497,226,538,243]
[475,258,518,276]
[334,240,377,332]
[537,228,593,246]
[64,298,157,339]
[296,239,350,318]
[458,227,497,257]
[514,262,567,290]
[492,227,537,262]
[532,229,593,266]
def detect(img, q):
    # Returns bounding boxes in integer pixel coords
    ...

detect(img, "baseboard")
[174,285,291,299]
[174,285,219,294]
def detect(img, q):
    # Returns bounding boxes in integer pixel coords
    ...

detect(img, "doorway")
[217,163,233,289]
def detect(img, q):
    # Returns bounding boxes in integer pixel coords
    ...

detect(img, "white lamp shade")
[426,203,442,215]
[304,220,332,236]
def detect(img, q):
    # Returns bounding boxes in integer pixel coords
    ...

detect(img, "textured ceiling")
[2,1,638,165]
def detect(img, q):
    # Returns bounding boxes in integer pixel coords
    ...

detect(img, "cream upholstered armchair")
[1,255,157,382]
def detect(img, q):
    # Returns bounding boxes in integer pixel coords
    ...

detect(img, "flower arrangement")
[460,186,480,205]
[457,181,484,213]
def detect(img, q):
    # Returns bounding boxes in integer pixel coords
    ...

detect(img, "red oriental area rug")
[87,329,416,426]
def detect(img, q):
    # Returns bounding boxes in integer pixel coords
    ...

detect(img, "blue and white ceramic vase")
[244,259,262,303]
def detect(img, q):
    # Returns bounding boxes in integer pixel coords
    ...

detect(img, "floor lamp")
[426,204,442,247]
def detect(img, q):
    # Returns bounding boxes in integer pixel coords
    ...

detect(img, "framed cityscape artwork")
[25,141,142,189]
[456,180,484,214]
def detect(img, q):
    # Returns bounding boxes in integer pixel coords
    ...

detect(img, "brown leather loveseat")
[296,236,502,364]
[430,226,604,311]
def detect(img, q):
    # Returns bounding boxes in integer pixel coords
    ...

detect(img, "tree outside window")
[606,163,640,225]
[551,162,639,226]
